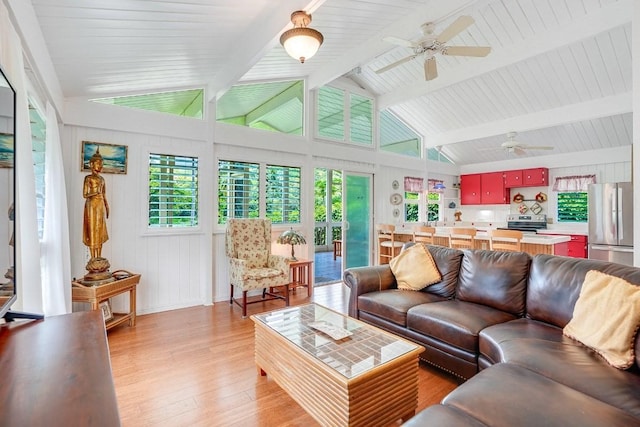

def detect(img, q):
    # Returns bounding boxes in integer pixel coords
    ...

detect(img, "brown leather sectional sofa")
[343,245,640,426]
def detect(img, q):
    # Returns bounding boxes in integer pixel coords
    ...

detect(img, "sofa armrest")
[343,265,396,318]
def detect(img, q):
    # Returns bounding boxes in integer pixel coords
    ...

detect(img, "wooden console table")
[0,311,120,426]
[72,272,141,330]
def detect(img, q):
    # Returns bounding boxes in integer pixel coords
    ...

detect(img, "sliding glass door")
[343,173,372,269]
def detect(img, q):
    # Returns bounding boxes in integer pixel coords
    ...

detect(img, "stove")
[500,214,547,233]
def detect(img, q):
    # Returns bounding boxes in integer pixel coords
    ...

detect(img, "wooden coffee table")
[251,303,424,427]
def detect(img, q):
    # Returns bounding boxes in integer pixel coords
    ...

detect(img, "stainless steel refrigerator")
[588,182,634,266]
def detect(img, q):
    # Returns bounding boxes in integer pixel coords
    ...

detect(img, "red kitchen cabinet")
[461,173,509,205]
[481,172,509,204]
[504,168,549,188]
[504,170,523,188]
[567,235,588,258]
[460,174,481,205]
[544,233,588,258]
[522,168,548,186]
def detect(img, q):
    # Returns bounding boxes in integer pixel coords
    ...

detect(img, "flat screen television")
[0,64,16,320]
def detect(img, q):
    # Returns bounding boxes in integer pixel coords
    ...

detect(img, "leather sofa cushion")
[402,404,488,427]
[479,318,569,364]
[442,363,640,427]
[358,290,445,326]
[407,300,517,353]
[527,254,640,329]
[480,320,640,418]
[456,250,530,316]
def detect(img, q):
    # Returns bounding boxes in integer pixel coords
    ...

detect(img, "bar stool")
[489,229,522,252]
[449,228,476,249]
[376,224,404,264]
[413,225,436,245]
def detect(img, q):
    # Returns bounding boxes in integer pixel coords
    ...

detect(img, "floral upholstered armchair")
[225,218,289,317]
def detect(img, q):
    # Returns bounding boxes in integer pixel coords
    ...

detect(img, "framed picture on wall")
[81,140,128,174]
[0,133,13,168]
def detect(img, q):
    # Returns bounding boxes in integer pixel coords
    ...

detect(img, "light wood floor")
[107,283,462,427]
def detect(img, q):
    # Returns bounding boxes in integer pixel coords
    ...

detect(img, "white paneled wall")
[63,124,213,315]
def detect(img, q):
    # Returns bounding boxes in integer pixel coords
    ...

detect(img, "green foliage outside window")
[405,191,419,222]
[149,154,199,227]
[427,192,440,222]
[314,168,342,245]
[557,192,588,222]
[217,160,259,224]
[266,165,301,224]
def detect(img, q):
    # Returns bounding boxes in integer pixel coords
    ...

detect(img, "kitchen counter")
[537,229,588,236]
[394,227,570,256]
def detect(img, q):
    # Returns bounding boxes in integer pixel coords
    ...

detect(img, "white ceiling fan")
[375,15,491,81]
[491,132,555,156]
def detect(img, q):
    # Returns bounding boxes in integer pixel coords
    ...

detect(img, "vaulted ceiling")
[29,0,632,166]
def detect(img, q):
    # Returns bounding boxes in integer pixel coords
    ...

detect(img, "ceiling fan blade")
[375,54,417,74]
[513,147,527,156]
[436,15,474,44]
[382,36,416,48]
[523,145,554,150]
[443,46,491,57]
[424,57,438,80]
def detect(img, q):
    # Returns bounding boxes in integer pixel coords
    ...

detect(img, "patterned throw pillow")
[389,244,442,291]
[563,270,640,369]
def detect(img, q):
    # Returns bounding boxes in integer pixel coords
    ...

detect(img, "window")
[313,168,342,247]
[217,80,304,135]
[404,191,419,222]
[318,86,345,140]
[218,160,259,224]
[427,192,440,221]
[266,165,301,224]
[148,154,199,228]
[29,102,46,238]
[217,161,302,225]
[350,94,372,145]
[317,85,374,145]
[379,109,421,157]
[557,192,588,222]
[92,89,204,119]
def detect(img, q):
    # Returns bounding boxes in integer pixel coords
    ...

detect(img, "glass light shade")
[280,27,323,63]
[277,228,306,261]
[433,182,446,191]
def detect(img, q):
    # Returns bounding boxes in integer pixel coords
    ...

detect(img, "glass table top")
[252,303,420,379]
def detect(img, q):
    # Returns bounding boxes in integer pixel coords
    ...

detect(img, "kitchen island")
[395,228,571,256]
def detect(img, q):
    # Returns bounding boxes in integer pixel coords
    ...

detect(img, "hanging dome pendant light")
[280,11,324,63]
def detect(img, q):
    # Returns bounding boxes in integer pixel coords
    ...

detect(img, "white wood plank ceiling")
[29,0,632,166]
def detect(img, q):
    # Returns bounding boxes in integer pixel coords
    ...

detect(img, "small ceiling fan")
[375,15,491,81]
[488,132,554,156]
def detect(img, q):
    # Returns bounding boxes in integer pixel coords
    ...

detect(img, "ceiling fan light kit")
[280,11,324,63]
[376,15,491,81]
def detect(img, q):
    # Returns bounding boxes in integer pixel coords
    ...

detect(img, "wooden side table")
[287,259,313,297]
[72,271,141,331]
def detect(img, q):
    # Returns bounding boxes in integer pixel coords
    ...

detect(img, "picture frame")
[99,300,114,322]
[81,140,128,174]
[0,133,14,168]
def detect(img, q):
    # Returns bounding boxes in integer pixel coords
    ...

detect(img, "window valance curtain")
[404,176,424,192]
[552,175,596,192]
